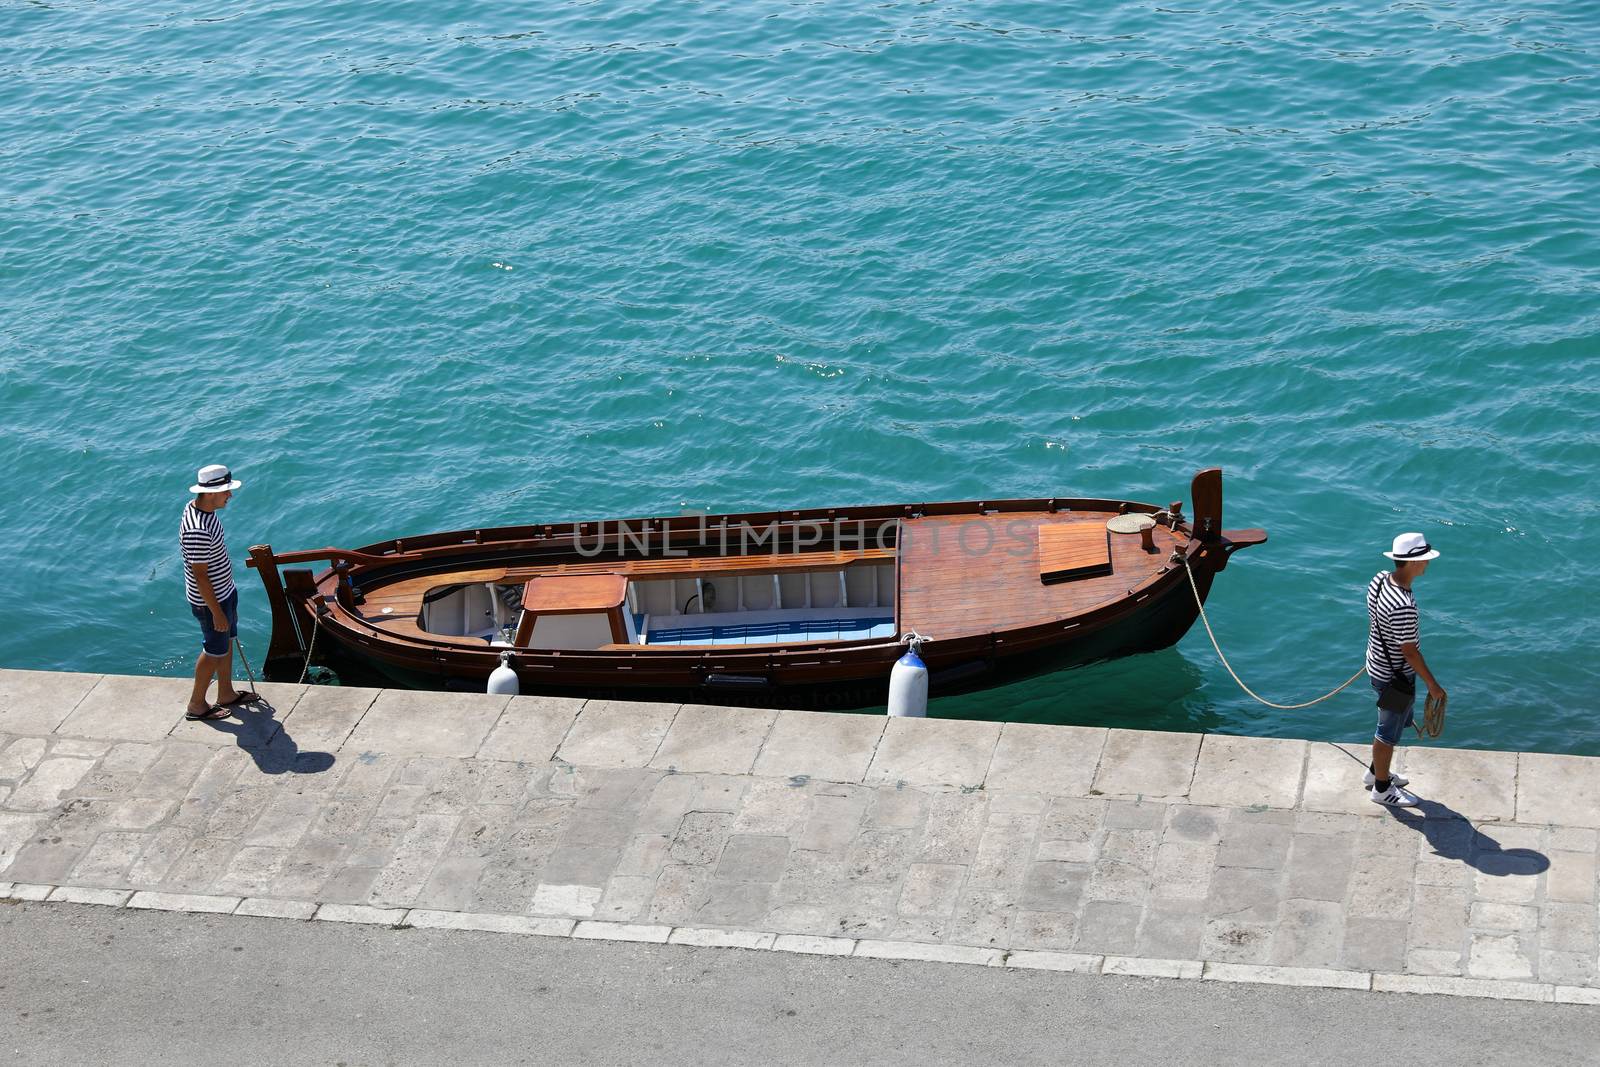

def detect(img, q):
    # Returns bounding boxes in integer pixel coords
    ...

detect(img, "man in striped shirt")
[1365,532,1446,807]
[181,464,256,720]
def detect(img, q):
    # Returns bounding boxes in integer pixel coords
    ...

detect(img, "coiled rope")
[1180,556,1368,710]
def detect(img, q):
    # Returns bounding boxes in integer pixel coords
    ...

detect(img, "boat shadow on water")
[193,697,336,776]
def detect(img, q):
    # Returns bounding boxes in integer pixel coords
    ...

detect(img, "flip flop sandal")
[185,705,232,721]
[217,691,261,708]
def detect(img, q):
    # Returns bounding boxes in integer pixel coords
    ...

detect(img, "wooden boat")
[247,467,1265,709]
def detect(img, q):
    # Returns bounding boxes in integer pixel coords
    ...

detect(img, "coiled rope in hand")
[1180,557,1368,710]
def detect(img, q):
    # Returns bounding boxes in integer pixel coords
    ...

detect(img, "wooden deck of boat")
[896,512,1181,641]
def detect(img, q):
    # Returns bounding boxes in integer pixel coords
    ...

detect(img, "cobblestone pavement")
[2,669,1597,1001]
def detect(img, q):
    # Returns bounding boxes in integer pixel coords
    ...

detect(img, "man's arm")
[1401,642,1444,698]
[191,562,228,631]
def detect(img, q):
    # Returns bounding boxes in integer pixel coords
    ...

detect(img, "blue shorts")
[1373,678,1416,746]
[191,589,239,657]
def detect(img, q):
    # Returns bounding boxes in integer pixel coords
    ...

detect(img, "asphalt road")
[3,902,1597,1066]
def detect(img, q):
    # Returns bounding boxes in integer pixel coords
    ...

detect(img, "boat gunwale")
[300,495,1201,659]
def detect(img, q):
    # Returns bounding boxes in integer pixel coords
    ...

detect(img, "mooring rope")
[1180,557,1368,711]
[298,610,322,685]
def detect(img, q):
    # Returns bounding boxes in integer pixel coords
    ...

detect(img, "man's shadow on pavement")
[1385,799,1548,877]
[197,695,336,776]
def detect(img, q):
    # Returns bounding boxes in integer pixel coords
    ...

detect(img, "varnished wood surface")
[898,512,1180,641]
[521,573,628,614]
[1037,522,1112,582]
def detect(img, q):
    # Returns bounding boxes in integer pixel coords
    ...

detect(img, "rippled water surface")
[3,1,1597,753]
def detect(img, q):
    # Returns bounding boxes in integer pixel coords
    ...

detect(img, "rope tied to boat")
[1179,556,1368,711]
[298,607,323,685]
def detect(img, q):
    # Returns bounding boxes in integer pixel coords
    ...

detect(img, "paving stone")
[343,690,509,758]
[1165,805,1224,842]
[648,863,713,924]
[1540,901,1598,953]
[556,700,678,768]
[866,717,1001,789]
[1075,901,1142,954]
[896,862,964,917]
[1395,746,1518,823]
[649,704,776,775]
[1205,866,1280,923]
[1372,973,1550,1002]
[1409,884,1470,949]
[697,880,774,925]
[856,940,1002,967]
[969,811,1039,890]
[0,737,49,781]
[561,808,635,849]
[1539,950,1596,986]
[7,882,54,901]
[540,845,622,887]
[948,887,1016,948]
[1149,840,1217,904]
[70,832,150,884]
[1188,735,1306,809]
[1544,851,1596,907]
[796,790,865,853]
[1103,800,1166,831]
[1518,752,1600,829]
[1406,948,1463,976]
[1547,826,1599,852]
[732,778,811,835]
[127,891,240,914]
[273,685,380,752]
[1283,833,1354,902]
[752,711,883,783]
[412,856,489,912]
[50,738,113,758]
[476,694,583,762]
[772,933,854,956]
[669,927,775,950]
[235,897,320,920]
[6,757,95,811]
[1136,906,1206,959]
[530,883,603,917]
[1340,917,1408,972]
[1299,742,1383,816]
[1090,729,1199,800]
[1022,861,1086,913]
[133,743,215,799]
[844,828,914,884]
[918,791,986,863]
[984,723,1105,796]
[1472,850,1544,903]
[1466,932,1536,980]
[166,683,305,747]
[1469,901,1537,931]
[864,786,928,831]
[1103,956,1201,980]
[716,834,790,882]
[316,903,404,925]
[1086,830,1159,904]
[469,866,539,913]
[49,886,131,907]
[1270,899,1344,967]
[0,670,102,735]
[573,920,671,944]
[1216,816,1292,870]
[1202,962,1368,991]
[319,865,383,905]
[1200,919,1275,964]
[54,675,192,742]
[595,874,657,921]
[693,774,749,813]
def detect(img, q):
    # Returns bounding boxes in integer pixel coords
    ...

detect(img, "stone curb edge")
[5,881,1595,1006]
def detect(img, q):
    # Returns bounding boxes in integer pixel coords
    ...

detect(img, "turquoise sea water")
[2,2,1597,753]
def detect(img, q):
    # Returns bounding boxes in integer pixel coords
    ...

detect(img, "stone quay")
[2,667,1597,1003]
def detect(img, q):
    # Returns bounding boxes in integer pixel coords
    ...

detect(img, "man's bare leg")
[214,641,243,704]
[1371,738,1395,783]
[189,652,220,715]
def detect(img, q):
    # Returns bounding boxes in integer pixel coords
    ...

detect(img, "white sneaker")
[1363,769,1410,789]
[1370,783,1420,807]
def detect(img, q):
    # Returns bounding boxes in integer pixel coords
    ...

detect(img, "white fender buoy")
[487,650,520,696]
[887,636,929,718]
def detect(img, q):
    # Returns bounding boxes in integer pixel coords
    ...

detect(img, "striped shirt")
[180,501,235,607]
[1366,570,1418,686]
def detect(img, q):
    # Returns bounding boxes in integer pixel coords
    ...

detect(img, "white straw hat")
[189,464,243,494]
[1383,532,1438,562]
